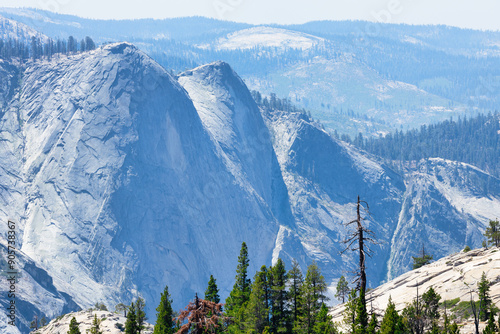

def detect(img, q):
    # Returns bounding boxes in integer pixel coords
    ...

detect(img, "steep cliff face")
[263,109,405,288]
[9,43,285,320]
[388,158,500,279]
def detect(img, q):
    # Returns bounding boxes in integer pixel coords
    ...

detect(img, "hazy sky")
[1,0,499,31]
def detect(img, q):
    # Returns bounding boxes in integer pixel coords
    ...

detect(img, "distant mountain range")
[2,8,500,138]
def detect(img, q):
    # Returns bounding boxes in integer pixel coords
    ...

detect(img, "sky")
[0,0,499,31]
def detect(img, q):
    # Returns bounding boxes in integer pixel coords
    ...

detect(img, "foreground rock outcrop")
[330,246,500,332]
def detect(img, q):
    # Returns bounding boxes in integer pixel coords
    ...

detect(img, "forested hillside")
[355,112,500,177]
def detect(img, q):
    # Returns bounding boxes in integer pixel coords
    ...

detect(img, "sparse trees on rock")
[485,220,500,247]
[412,245,433,269]
[67,317,81,334]
[478,272,492,321]
[89,314,103,334]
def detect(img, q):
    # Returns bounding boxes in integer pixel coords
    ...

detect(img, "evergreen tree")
[125,303,139,334]
[483,311,497,334]
[115,303,128,316]
[428,321,440,334]
[297,261,327,334]
[40,316,47,327]
[422,287,441,322]
[335,275,350,303]
[288,259,303,324]
[153,285,175,334]
[412,245,433,269]
[448,322,459,334]
[354,288,368,334]
[135,297,147,333]
[225,242,252,333]
[270,258,289,334]
[343,290,358,334]
[313,303,337,334]
[367,313,378,334]
[205,275,221,303]
[478,272,492,321]
[244,270,270,334]
[85,36,96,51]
[89,314,102,334]
[67,317,81,334]
[380,297,403,334]
[67,36,77,53]
[485,220,500,247]
[94,302,108,311]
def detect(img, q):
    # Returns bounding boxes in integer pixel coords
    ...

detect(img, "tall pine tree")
[225,242,252,333]
[270,258,289,334]
[288,259,303,325]
[296,261,327,334]
[245,268,270,334]
[153,285,175,334]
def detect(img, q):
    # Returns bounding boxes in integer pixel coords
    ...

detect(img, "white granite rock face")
[0,42,499,334]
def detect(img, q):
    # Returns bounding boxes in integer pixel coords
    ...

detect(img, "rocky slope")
[31,310,153,334]
[330,247,500,331]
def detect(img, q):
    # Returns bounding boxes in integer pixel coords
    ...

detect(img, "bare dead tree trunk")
[356,196,366,293]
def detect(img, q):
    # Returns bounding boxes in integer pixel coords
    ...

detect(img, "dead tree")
[342,195,376,293]
[175,293,226,334]
[342,196,377,332]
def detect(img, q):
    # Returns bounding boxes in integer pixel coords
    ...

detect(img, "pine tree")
[89,314,103,334]
[478,272,492,321]
[380,297,403,334]
[135,297,147,333]
[297,261,327,334]
[412,245,433,269]
[343,290,358,334]
[354,288,368,334]
[335,275,350,303]
[270,258,289,334]
[485,220,500,247]
[153,285,174,334]
[367,313,378,334]
[67,317,81,334]
[288,259,303,324]
[422,287,441,322]
[126,303,139,334]
[244,270,270,334]
[205,275,220,304]
[483,311,497,334]
[116,303,128,316]
[313,303,337,334]
[225,242,252,333]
